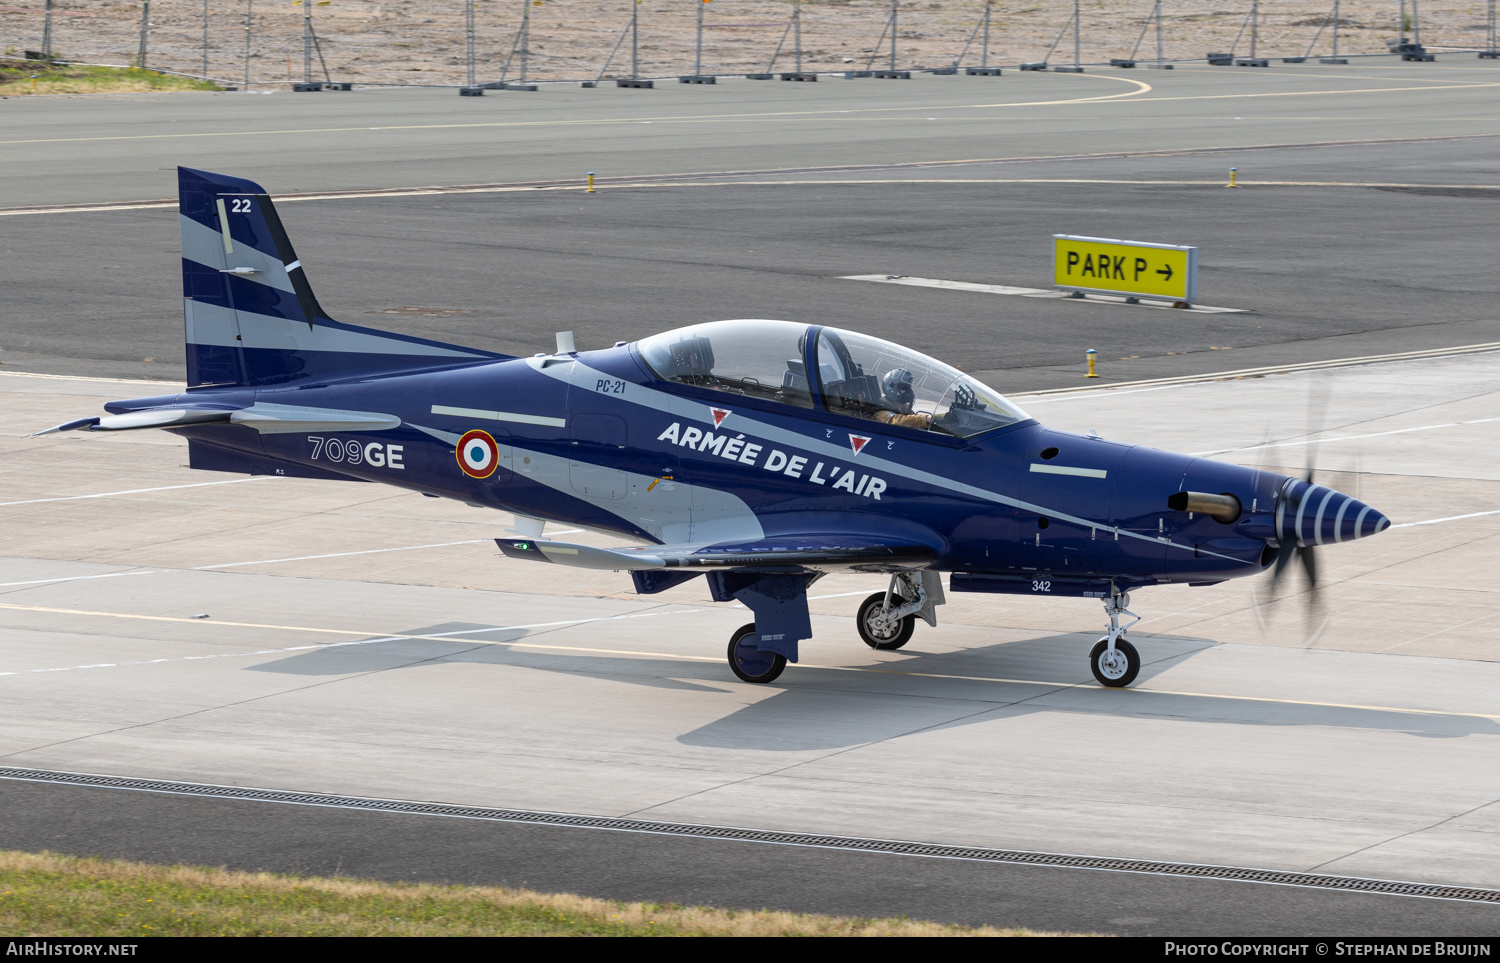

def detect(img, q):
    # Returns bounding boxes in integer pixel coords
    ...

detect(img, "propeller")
[1256,380,1331,644]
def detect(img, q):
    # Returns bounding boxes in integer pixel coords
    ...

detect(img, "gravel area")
[1,0,1493,87]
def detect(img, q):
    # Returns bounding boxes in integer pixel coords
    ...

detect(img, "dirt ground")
[1,1,1493,87]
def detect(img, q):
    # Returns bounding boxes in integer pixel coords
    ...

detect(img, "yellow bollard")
[1226,167,1239,188]
[1085,348,1099,379]
[586,172,595,194]
[31,74,38,94]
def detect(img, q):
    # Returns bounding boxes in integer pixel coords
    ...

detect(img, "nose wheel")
[728,623,786,684]
[1091,588,1142,688]
[1089,637,1140,687]
[856,591,915,649]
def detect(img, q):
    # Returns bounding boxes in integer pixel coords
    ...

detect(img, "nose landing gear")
[1090,589,1141,687]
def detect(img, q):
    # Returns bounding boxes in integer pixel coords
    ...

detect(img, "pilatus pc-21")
[39,168,1391,686]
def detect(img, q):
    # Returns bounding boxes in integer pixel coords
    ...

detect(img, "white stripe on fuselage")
[528,356,1245,565]
[430,404,566,428]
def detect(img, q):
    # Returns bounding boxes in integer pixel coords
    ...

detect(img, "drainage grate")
[3,766,1497,904]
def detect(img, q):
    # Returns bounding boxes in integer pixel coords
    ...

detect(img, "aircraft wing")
[494,534,935,574]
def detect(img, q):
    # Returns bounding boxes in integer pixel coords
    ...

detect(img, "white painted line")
[842,275,1050,296]
[0,477,268,507]
[1192,417,1500,458]
[1392,510,1500,528]
[0,608,709,677]
[195,530,587,570]
[432,404,566,428]
[1030,463,1108,479]
[0,570,158,589]
[1014,341,1500,398]
[194,539,495,570]
[810,590,873,600]
[0,370,186,387]
[840,275,1245,313]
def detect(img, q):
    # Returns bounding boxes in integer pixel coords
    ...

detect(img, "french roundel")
[456,429,500,479]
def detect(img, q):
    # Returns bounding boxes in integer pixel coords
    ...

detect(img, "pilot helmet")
[881,367,916,410]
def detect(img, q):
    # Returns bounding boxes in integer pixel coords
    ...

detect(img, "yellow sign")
[1053,234,1197,303]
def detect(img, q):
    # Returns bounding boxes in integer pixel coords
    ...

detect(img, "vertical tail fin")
[179,167,503,388]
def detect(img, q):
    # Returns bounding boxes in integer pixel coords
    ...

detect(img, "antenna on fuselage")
[555,331,577,354]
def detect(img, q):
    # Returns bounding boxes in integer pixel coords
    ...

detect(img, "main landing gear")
[728,623,787,683]
[724,572,938,684]
[1089,589,1141,687]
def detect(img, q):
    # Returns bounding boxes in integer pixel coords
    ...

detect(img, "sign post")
[1052,234,1198,305]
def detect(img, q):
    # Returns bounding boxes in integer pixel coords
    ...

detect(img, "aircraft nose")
[1278,478,1390,547]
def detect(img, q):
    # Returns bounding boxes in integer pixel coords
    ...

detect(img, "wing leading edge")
[494,534,936,574]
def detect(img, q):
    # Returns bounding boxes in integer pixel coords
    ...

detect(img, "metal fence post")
[303,0,312,83]
[694,0,703,77]
[243,0,253,89]
[521,0,532,84]
[1074,0,1081,68]
[465,0,475,87]
[982,0,991,68]
[136,1,150,69]
[890,0,897,70]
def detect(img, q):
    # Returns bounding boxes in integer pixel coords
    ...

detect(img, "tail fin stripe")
[182,216,294,294]
[180,166,510,388]
[183,261,303,322]
[187,300,486,358]
[213,199,233,254]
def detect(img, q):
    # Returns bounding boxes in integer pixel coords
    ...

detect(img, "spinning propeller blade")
[1257,380,1333,641]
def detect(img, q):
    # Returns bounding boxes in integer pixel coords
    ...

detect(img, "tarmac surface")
[3,62,1500,934]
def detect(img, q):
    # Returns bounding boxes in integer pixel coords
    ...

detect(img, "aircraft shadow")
[243,623,1498,750]
[245,621,732,694]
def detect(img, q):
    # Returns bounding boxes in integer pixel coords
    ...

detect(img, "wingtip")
[32,416,100,437]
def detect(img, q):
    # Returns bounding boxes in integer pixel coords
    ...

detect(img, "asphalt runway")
[6,175,1500,390]
[3,63,1500,935]
[4,61,1500,387]
[2,779,1496,937]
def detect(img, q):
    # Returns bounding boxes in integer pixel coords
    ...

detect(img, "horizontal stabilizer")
[495,535,935,574]
[228,403,400,434]
[34,408,231,436]
[36,401,403,438]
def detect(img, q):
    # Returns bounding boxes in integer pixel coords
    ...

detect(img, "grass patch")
[0,850,1063,937]
[0,60,220,95]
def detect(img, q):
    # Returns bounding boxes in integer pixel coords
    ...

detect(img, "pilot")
[873,367,933,429]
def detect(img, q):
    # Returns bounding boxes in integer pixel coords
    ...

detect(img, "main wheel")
[727,623,787,684]
[856,591,916,650]
[1089,637,1140,688]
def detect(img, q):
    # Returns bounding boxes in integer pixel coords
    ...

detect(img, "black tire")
[727,623,787,683]
[1089,637,1140,688]
[856,591,916,650]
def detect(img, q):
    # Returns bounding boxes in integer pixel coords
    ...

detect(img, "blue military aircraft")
[38,168,1391,687]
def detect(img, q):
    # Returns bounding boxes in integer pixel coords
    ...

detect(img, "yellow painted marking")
[3,601,1497,724]
[647,478,660,492]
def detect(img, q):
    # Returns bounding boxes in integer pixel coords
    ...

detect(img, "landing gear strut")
[856,572,927,649]
[1089,588,1141,688]
[727,623,787,684]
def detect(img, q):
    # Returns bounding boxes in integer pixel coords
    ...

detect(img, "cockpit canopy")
[636,319,1029,440]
